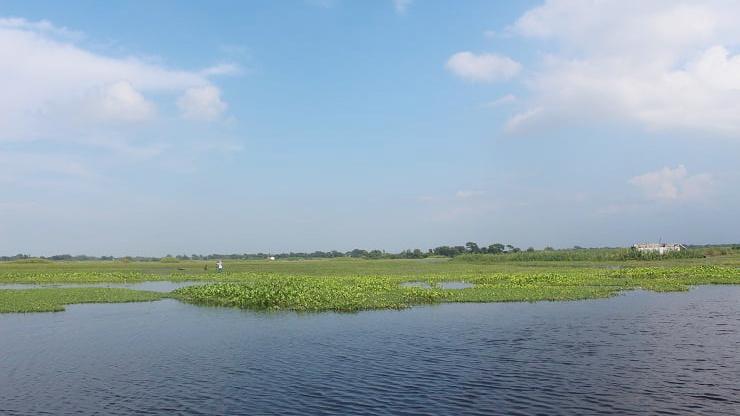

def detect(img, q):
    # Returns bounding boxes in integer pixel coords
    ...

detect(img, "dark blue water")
[1,286,738,415]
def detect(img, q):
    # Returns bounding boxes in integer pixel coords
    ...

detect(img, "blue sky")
[1,0,739,256]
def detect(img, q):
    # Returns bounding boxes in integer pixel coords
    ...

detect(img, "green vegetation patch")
[0,288,166,313]
[2,258,739,314]
[173,265,740,313]
[455,247,709,263]
[173,277,443,312]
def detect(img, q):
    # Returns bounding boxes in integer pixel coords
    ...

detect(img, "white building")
[632,243,685,255]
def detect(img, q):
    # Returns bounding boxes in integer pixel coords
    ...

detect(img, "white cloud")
[393,0,413,14]
[504,107,542,132]
[0,17,233,141]
[446,52,521,83]
[200,63,241,77]
[0,17,82,39]
[177,86,228,121]
[88,81,156,122]
[629,165,713,201]
[507,1,740,136]
[482,94,517,108]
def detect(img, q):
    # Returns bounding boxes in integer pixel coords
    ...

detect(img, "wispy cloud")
[0,152,92,184]
[504,107,542,132]
[177,86,228,121]
[456,190,486,199]
[200,63,241,77]
[482,94,517,109]
[305,0,336,9]
[629,165,713,201]
[446,52,521,83]
[393,0,413,15]
[0,17,82,39]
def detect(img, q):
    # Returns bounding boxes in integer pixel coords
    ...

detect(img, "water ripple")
[1,286,739,415]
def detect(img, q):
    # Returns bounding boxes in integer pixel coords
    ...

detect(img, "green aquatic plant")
[173,276,444,312]
[173,265,740,312]
[0,288,166,313]
[1,258,738,313]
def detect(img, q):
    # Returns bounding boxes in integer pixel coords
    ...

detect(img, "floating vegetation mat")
[0,288,166,313]
[173,266,740,313]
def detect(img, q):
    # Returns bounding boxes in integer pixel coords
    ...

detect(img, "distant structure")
[632,243,685,255]
[268,256,276,261]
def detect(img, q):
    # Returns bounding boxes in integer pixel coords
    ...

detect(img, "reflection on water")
[1,286,738,415]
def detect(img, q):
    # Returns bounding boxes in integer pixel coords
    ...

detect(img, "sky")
[1,0,739,256]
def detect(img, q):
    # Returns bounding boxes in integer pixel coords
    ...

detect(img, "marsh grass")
[1,251,739,282]
[455,248,710,262]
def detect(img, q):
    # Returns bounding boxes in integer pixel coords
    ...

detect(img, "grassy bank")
[1,251,739,283]
[0,288,166,313]
[454,247,712,262]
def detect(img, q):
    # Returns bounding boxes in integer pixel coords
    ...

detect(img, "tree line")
[2,243,738,262]
[0,242,539,262]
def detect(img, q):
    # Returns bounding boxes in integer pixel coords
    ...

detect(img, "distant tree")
[432,246,465,257]
[526,247,535,252]
[488,243,505,254]
[432,246,449,256]
[465,242,480,254]
[544,246,554,251]
[348,249,368,258]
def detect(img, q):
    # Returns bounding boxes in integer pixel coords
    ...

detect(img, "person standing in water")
[216,259,224,273]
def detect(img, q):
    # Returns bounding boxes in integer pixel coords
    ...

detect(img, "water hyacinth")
[173,276,444,312]
[173,266,740,313]
[0,288,165,313]
[1,260,739,313]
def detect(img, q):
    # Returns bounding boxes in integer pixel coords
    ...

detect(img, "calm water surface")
[1,286,738,415]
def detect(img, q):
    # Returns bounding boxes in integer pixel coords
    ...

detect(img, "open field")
[1,253,739,313]
[1,249,739,280]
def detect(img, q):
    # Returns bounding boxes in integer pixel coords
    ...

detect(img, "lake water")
[1,286,738,415]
